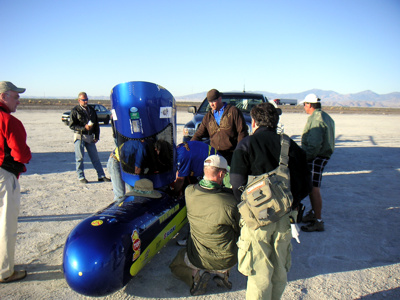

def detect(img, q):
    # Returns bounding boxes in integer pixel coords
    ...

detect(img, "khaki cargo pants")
[237,213,295,300]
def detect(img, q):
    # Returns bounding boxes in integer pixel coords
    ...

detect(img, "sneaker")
[302,210,316,223]
[79,178,88,184]
[190,271,211,296]
[213,274,232,290]
[301,220,324,232]
[98,177,111,182]
[0,270,27,283]
[176,238,187,246]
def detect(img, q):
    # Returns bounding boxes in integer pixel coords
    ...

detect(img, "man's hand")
[134,166,142,174]
[85,124,93,131]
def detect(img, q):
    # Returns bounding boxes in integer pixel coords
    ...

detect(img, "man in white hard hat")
[298,93,335,232]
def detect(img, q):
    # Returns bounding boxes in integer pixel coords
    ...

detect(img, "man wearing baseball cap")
[191,89,248,164]
[169,154,240,296]
[298,93,335,232]
[0,81,32,283]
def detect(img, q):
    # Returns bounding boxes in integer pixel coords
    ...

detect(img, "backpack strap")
[279,134,290,168]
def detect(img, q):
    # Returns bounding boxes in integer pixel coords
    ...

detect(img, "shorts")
[308,157,329,188]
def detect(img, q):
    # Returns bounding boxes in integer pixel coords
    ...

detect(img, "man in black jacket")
[230,102,311,300]
[70,92,110,184]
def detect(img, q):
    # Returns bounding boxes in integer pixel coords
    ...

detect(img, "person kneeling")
[169,155,240,296]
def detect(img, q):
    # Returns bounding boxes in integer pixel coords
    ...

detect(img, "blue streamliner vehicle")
[63,82,187,296]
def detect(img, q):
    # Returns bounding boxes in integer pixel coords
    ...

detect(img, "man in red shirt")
[0,81,32,283]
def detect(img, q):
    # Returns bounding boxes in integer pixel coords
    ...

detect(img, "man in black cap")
[191,89,248,164]
[0,81,31,283]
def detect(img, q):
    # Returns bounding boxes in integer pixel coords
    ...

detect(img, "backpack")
[237,134,293,230]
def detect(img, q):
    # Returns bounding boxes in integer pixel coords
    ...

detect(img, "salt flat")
[0,109,399,299]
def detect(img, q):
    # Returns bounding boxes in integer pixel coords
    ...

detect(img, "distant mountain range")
[25,89,400,107]
[175,89,400,108]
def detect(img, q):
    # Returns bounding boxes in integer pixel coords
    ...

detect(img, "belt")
[110,153,119,161]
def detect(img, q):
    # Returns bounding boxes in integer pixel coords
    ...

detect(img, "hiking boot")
[79,178,88,184]
[190,271,211,296]
[302,210,316,223]
[301,220,324,232]
[213,274,232,290]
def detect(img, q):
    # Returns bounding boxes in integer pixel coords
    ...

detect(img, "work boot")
[190,271,211,296]
[301,220,325,232]
[213,273,232,290]
[302,209,316,223]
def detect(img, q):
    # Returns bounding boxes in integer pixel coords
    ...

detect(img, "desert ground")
[0,107,399,300]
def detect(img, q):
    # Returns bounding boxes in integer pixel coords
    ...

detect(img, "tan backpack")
[237,134,293,230]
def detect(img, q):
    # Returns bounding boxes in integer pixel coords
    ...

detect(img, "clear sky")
[1,0,399,98]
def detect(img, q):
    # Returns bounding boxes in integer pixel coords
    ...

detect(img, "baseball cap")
[0,81,26,94]
[298,93,320,105]
[207,89,222,102]
[204,155,228,171]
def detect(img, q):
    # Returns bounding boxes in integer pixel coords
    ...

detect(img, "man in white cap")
[298,93,335,232]
[169,154,240,296]
[0,81,32,283]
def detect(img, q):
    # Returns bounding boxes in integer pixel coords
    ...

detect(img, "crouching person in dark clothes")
[169,155,240,296]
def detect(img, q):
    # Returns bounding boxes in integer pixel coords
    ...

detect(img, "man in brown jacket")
[191,89,248,164]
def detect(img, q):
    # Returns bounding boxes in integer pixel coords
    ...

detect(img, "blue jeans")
[74,139,105,180]
[107,154,134,201]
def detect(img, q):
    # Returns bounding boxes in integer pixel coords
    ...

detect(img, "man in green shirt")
[299,94,335,232]
[169,155,240,296]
